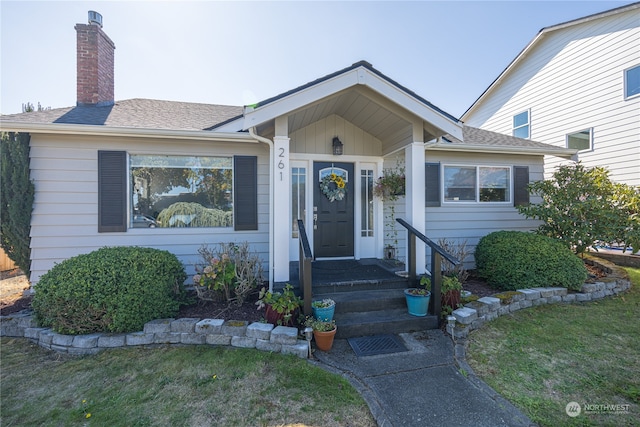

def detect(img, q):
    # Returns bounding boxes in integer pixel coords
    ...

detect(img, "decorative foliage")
[373,162,405,202]
[305,316,337,332]
[437,238,470,284]
[0,132,34,277]
[311,298,335,308]
[517,162,640,254]
[32,246,188,334]
[193,242,263,305]
[320,173,347,202]
[256,283,302,326]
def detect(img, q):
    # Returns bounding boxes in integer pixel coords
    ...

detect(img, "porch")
[278,258,439,339]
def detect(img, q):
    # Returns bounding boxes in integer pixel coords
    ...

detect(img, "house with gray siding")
[1,12,576,286]
[462,2,640,187]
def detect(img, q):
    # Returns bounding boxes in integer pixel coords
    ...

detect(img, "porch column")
[273,117,290,282]
[405,132,426,274]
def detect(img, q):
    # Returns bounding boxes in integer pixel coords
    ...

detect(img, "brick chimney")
[75,11,115,106]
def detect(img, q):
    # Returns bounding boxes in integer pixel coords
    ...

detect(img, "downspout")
[248,127,274,291]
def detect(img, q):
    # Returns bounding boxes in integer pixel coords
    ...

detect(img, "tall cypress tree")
[1,132,34,277]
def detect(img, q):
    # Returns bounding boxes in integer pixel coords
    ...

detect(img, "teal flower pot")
[312,303,335,322]
[404,289,430,317]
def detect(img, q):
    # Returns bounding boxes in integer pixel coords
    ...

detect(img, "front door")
[313,162,354,258]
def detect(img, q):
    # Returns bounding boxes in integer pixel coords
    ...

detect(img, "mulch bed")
[0,262,608,319]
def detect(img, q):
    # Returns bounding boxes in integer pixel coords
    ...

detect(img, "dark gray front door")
[313,162,354,258]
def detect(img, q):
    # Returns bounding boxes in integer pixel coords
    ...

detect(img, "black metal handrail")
[396,218,460,324]
[297,219,313,316]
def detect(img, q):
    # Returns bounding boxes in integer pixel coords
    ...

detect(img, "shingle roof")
[0,98,243,131]
[443,126,572,153]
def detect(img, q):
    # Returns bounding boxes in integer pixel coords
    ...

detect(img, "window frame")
[512,110,530,139]
[624,64,640,100]
[442,164,513,205]
[566,128,593,152]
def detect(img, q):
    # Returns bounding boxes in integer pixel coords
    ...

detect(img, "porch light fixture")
[332,137,343,155]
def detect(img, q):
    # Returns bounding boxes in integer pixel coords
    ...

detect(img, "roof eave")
[0,121,255,143]
[425,142,577,159]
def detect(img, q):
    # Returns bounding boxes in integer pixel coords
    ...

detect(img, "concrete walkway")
[312,330,534,427]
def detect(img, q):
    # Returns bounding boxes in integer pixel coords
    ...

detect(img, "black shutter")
[514,166,530,206]
[425,162,441,207]
[234,156,258,231]
[98,151,127,232]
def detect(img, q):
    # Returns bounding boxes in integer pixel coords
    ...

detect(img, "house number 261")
[277,147,286,181]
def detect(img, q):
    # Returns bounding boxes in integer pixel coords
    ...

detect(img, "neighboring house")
[0,12,576,286]
[462,2,640,187]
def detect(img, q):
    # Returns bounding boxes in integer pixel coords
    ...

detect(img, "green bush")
[32,246,188,335]
[475,231,587,291]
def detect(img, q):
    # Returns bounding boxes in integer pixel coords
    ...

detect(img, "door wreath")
[320,173,347,202]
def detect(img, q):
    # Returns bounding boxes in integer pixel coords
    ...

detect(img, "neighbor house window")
[444,165,511,203]
[513,110,530,139]
[625,64,640,99]
[361,169,374,237]
[566,128,592,152]
[130,155,233,228]
[291,167,306,238]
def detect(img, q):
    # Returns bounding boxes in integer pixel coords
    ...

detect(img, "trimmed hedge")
[32,246,187,335]
[475,231,587,291]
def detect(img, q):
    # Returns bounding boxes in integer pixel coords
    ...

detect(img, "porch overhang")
[226,62,463,150]
[425,142,578,159]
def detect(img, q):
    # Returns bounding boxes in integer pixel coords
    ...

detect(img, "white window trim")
[512,109,531,139]
[566,128,593,153]
[442,164,513,205]
[624,64,640,100]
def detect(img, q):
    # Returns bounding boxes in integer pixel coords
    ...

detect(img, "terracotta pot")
[265,305,298,327]
[313,327,337,351]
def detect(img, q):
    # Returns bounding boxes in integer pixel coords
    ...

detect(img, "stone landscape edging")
[449,255,631,338]
[0,316,309,358]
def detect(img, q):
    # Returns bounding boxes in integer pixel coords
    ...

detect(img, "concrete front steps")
[312,279,439,339]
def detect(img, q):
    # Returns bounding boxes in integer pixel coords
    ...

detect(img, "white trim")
[241,65,464,141]
[425,143,577,159]
[624,64,640,100]
[566,127,594,153]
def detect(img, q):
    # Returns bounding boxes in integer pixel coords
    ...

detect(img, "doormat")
[347,334,408,357]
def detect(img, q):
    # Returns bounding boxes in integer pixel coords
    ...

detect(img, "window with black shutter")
[425,162,441,207]
[513,166,530,206]
[234,156,258,230]
[98,150,127,232]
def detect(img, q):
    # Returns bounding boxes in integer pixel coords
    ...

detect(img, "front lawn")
[466,267,640,427]
[0,341,375,426]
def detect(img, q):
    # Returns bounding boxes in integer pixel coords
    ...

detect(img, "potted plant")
[373,158,405,259]
[311,298,336,321]
[305,317,337,351]
[441,275,462,312]
[255,283,302,327]
[404,276,431,317]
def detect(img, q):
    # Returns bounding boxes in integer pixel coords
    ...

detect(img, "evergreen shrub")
[475,231,587,291]
[33,246,187,335]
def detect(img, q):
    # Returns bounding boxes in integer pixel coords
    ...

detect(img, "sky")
[0,0,636,118]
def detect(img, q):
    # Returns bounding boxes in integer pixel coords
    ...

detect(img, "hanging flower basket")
[320,173,347,202]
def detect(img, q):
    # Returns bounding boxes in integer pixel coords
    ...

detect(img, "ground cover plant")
[0,342,375,427]
[466,267,640,427]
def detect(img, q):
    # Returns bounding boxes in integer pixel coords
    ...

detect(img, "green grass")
[467,267,640,427]
[0,342,375,426]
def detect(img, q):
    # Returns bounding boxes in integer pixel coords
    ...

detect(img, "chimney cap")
[88,11,103,27]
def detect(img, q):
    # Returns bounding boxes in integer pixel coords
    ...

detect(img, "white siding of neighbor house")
[28,134,270,285]
[423,152,544,270]
[464,9,640,187]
